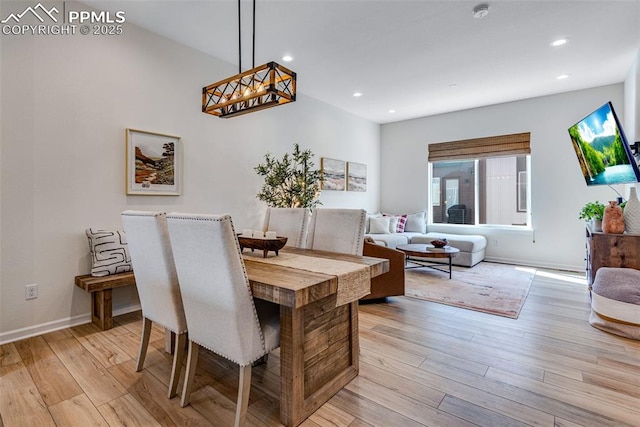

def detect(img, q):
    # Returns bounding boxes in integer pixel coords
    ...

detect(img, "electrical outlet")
[25,284,38,300]
[492,239,499,247]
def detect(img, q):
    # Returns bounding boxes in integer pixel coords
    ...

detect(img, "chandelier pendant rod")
[237,0,257,73]
[237,0,241,74]
[252,0,256,69]
[202,0,296,118]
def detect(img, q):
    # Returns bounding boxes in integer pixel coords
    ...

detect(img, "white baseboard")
[113,304,142,317]
[483,256,584,273]
[0,304,141,345]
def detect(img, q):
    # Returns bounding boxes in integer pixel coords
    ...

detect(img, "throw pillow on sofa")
[365,212,383,234]
[383,214,407,233]
[404,211,427,233]
[387,216,399,233]
[369,216,391,234]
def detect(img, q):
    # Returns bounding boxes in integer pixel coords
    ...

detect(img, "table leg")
[280,305,304,426]
[279,296,359,426]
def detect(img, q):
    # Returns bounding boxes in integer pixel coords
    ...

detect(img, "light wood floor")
[2,268,640,426]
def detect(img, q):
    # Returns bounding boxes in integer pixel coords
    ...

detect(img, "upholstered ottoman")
[589,267,640,340]
[410,232,487,267]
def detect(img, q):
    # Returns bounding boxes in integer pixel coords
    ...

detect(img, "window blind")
[428,132,531,162]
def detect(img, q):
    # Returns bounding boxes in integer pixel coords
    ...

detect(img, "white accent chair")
[120,210,187,399]
[262,207,310,248]
[166,213,280,426]
[307,208,367,255]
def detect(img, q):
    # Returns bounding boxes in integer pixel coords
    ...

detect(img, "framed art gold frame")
[126,129,182,195]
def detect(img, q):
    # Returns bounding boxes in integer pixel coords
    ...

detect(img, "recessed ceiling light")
[282,55,293,62]
[388,109,396,114]
[449,83,458,88]
[353,92,363,97]
[550,39,568,47]
[472,4,489,19]
[557,74,569,80]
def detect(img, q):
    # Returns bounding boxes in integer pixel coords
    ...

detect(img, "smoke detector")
[473,4,490,19]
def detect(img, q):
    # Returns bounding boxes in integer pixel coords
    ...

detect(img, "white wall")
[624,49,639,142]
[623,49,640,203]
[0,2,4,335]
[380,84,628,270]
[0,12,380,341]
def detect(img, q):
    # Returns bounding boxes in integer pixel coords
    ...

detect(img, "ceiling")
[84,0,640,124]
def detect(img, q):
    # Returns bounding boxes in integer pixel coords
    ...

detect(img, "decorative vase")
[591,219,602,232]
[602,201,625,234]
[624,187,640,234]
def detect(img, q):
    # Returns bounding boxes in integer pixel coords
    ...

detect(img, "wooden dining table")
[243,247,389,427]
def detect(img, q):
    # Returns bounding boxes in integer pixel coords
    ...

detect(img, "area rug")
[404,262,536,318]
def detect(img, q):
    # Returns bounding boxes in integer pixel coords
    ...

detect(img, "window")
[428,133,530,227]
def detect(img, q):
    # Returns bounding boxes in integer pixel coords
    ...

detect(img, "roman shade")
[428,132,531,162]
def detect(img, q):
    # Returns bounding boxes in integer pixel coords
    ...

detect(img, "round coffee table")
[396,244,460,279]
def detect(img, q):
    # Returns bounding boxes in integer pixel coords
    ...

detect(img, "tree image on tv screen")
[568,104,633,185]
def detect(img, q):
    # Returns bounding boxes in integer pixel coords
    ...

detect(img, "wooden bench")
[75,272,136,330]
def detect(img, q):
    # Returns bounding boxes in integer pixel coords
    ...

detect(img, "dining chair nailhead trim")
[166,213,269,357]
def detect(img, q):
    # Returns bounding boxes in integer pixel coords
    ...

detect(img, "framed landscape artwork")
[347,162,367,192]
[321,158,346,191]
[126,129,182,195]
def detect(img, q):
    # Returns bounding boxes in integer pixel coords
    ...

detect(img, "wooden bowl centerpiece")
[430,238,448,248]
[237,235,288,258]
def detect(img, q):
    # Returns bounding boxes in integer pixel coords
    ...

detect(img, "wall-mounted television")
[568,102,640,186]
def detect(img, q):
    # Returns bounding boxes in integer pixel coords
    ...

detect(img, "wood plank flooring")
[2,268,640,426]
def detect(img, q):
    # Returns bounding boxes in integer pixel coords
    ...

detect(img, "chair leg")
[165,329,175,354]
[234,365,252,427]
[180,340,199,408]
[168,332,187,399]
[136,317,152,372]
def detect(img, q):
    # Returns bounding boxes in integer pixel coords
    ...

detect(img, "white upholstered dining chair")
[165,213,280,426]
[307,208,367,255]
[120,210,187,399]
[262,207,310,248]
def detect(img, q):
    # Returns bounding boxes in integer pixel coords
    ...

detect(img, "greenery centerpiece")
[579,201,605,222]
[254,143,322,209]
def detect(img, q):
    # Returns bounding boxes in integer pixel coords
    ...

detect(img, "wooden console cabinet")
[585,225,640,288]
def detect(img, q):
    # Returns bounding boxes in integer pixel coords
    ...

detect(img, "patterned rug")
[404,262,536,318]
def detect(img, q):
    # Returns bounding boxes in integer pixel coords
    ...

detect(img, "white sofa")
[365,211,487,267]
